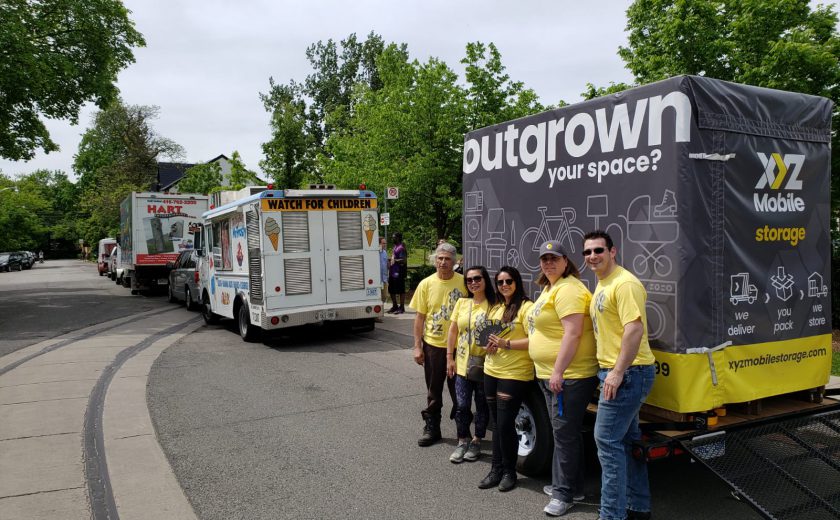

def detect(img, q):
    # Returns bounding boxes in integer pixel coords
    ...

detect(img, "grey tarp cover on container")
[462,75,832,412]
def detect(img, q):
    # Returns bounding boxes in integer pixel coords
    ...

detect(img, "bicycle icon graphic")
[518,206,586,272]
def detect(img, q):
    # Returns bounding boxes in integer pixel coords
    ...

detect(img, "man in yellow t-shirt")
[584,231,656,520]
[409,242,464,446]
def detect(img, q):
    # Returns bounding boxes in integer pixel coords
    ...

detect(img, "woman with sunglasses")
[445,266,497,464]
[526,240,599,517]
[477,266,533,492]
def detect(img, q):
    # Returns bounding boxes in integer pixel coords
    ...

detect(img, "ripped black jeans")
[484,374,531,474]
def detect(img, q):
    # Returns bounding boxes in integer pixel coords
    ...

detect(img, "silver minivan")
[167,250,200,310]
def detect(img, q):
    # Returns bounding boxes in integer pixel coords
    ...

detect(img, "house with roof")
[151,154,264,193]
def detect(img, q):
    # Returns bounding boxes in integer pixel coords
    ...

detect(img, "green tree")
[178,162,223,195]
[0,0,145,160]
[462,42,545,129]
[322,45,468,243]
[73,100,183,246]
[0,172,52,251]
[225,151,259,191]
[259,80,312,188]
[303,32,386,151]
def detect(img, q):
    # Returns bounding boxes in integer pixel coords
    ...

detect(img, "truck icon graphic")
[730,273,758,305]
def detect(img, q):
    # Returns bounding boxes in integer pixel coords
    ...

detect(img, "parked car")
[16,251,35,269]
[2,252,26,271]
[0,253,12,272]
[167,249,200,310]
[109,246,124,284]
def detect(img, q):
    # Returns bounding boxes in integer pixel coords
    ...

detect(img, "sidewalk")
[374,307,416,337]
[0,309,201,520]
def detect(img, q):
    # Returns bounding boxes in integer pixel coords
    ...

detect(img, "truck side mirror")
[192,225,204,255]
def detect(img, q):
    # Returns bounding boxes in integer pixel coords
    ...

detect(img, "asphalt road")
[0,260,764,519]
[149,320,763,520]
[0,260,162,357]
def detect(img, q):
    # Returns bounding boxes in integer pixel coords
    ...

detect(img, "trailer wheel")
[202,293,220,325]
[237,303,261,342]
[515,383,553,477]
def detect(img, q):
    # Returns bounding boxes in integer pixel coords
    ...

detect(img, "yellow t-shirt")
[409,272,465,348]
[526,276,598,380]
[590,266,656,368]
[484,301,535,381]
[450,298,490,377]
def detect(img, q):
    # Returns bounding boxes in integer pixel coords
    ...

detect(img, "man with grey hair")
[409,242,464,446]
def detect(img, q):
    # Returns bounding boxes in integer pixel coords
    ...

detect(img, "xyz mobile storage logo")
[753,153,805,213]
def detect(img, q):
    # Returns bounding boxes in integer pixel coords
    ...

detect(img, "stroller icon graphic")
[624,192,679,277]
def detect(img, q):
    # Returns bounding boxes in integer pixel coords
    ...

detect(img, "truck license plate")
[316,310,336,321]
[158,278,169,285]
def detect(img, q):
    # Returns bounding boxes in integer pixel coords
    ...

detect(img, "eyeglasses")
[495,279,514,286]
[582,247,606,257]
[465,276,483,284]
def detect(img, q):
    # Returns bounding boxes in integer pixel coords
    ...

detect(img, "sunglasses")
[495,278,514,286]
[582,247,606,257]
[465,276,484,284]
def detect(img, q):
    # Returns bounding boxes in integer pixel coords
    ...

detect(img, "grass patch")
[833,351,840,377]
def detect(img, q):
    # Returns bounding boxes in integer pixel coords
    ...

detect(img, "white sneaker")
[543,485,584,501]
[449,442,468,463]
[544,498,574,516]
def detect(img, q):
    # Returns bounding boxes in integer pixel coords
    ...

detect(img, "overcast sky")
[0,0,639,180]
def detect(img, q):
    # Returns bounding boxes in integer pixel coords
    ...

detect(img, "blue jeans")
[594,364,655,520]
[454,375,488,439]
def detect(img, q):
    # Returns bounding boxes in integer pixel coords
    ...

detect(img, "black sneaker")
[478,468,502,489]
[385,307,398,314]
[498,472,517,492]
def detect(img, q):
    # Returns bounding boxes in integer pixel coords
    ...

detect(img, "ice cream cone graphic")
[363,214,376,246]
[264,217,280,251]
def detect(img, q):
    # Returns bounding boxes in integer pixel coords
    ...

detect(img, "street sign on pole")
[386,187,399,199]
[380,212,390,226]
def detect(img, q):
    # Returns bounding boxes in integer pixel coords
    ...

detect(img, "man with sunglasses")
[582,231,656,520]
[409,242,464,446]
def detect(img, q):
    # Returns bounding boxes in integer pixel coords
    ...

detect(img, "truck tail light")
[270,316,279,325]
[194,271,200,283]
[374,305,381,313]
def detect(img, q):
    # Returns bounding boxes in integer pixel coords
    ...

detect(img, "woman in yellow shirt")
[445,266,497,464]
[526,241,599,517]
[477,266,533,492]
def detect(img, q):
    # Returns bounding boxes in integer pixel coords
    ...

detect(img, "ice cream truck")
[195,185,384,341]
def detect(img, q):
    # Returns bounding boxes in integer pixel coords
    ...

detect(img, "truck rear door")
[264,211,327,309]
[323,210,377,304]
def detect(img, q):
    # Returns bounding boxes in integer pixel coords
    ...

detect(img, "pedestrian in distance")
[479,266,534,492]
[379,237,389,305]
[445,266,496,464]
[409,242,464,446]
[387,232,408,314]
[583,231,657,520]
[526,241,599,515]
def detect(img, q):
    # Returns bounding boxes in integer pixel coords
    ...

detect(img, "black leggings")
[484,374,531,474]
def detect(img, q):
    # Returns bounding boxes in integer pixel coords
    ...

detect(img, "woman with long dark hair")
[445,266,497,464]
[477,266,534,492]
[527,241,599,516]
